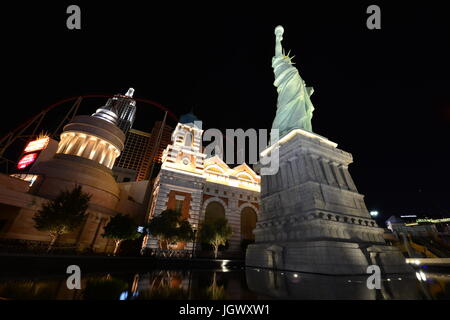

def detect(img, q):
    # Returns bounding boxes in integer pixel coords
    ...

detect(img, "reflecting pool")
[0,268,449,300]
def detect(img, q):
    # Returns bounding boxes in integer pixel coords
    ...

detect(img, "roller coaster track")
[0,95,177,173]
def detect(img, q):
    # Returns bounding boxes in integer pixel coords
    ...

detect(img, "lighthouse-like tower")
[31,100,126,205]
[28,90,130,250]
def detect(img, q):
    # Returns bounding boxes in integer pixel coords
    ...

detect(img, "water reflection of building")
[135,270,190,299]
[1,268,449,300]
[142,112,260,255]
[244,268,431,300]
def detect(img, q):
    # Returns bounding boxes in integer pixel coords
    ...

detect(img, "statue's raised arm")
[275,25,284,57]
[271,25,315,139]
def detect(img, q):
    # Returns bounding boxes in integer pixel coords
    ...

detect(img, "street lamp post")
[370,210,379,218]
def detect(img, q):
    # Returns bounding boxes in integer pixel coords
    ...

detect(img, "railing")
[0,238,81,255]
[147,249,193,259]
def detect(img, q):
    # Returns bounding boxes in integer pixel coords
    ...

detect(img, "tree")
[199,217,233,259]
[147,209,193,255]
[83,277,128,300]
[33,185,90,252]
[205,272,225,300]
[102,214,141,256]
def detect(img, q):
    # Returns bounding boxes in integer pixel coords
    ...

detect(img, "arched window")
[241,207,257,241]
[204,201,225,224]
[184,132,193,147]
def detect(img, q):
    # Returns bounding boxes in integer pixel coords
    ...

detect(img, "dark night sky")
[2,2,449,223]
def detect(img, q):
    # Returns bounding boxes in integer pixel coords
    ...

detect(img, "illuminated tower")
[143,112,206,251]
[141,121,173,180]
[28,97,126,250]
[30,104,125,203]
[113,121,173,182]
[99,88,137,135]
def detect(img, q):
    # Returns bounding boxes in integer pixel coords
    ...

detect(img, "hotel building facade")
[143,112,260,255]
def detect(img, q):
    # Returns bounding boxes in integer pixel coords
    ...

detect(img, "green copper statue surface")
[271,25,315,138]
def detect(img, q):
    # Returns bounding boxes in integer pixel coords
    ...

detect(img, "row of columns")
[262,152,358,194]
[57,132,120,169]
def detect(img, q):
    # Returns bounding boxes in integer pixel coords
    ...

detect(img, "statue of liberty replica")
[271,25,314,137]
[245,26,411,282]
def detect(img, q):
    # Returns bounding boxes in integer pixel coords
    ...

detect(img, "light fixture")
[370,210,379,217]
[17,153,38,169]
[419,271,427,281]
[415,271,427,282]
[24,136,50,153]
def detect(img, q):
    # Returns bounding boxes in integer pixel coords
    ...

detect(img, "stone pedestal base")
[244,268,423,299]
[246,241,412,275]
[246,129,412,275]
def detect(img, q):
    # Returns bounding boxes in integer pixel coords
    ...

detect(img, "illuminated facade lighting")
[143,113,261,254]
[24,136,50,153]
[17,153,38,169]
[416,218,450,224]
[10,174,39,186]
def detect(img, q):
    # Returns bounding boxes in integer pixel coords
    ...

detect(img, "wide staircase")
[411,236,450,258]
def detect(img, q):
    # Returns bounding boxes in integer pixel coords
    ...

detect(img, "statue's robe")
[271,54,315,139]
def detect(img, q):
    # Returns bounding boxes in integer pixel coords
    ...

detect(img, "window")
[123,177,131,182]
[184,132,193,146]
[175,199,183,213]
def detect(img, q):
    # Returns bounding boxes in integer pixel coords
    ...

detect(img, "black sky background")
[2,1,449,224]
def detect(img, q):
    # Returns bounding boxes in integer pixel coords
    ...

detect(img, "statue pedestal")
[246,129,411,275]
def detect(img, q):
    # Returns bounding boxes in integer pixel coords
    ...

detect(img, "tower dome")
[29,96,126,209]
[179,111,201,128]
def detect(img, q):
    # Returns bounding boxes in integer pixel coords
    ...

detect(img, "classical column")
[280,163,289,189]
[57,134,70,153]
[109,149,120,168]
[310,154,326,183]
[95,142,106,163]
[331,161,346,189]
[64,134,79,154]
[288,156,300,185]
[88,138,100,160]
[296,153,311,182]
[102,147,113,167]
[340,165,358,191]
[81,138,96,159]
[76,136,89,156]
[320,158,338,187]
